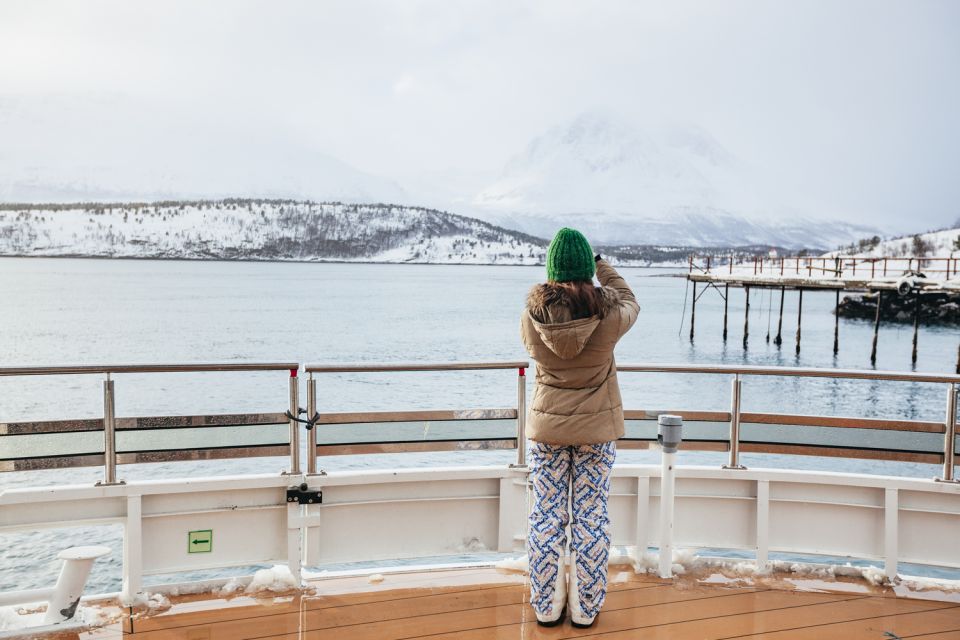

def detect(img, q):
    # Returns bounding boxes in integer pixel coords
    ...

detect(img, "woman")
[520,227,639,628]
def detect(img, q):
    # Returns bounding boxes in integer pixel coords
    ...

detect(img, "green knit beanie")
[546,227,595,282]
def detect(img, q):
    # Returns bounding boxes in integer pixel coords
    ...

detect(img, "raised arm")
[595,257,639,337]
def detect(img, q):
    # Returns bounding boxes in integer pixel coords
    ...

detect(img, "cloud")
[0,0,957,231]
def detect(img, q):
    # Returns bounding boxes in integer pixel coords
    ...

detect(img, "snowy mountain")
[471,111,880,249]
[0,200,549,264]
[827,226,960,259]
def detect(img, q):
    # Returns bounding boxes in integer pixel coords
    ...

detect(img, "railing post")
[287,369,301,475]
[306,373,319,475]
[724,375,746,469]
[941,383,958,482]
[514,367,527,467]
[100,375,119,485]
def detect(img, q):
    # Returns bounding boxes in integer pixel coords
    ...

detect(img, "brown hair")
[549,280,604,320]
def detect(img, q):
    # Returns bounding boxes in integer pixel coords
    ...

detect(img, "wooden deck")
[42,566,960,640]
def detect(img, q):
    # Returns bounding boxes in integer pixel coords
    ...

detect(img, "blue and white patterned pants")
[528,440,616,619]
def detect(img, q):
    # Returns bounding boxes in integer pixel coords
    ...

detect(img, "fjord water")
[1,257,958,591]
[1,256,957,482]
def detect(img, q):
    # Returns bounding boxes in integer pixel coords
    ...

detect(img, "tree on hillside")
[911,234,931,256]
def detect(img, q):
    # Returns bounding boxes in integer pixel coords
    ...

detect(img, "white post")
[658,450,676,579]
[657,414,683,579]
[287,502,303,587]
[884,488,899,580]
[635,476,650,561]
[42,546,111,624]
[121,496,144,606]
[756,480,769,571]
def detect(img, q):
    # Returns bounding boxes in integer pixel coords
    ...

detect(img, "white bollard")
[42,546,111,624]
[657,415,683,579]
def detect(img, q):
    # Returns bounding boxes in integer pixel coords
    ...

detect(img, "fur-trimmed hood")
[524,284,622,359]
[525,283,622,324]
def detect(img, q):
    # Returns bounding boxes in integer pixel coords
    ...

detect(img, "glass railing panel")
[314,419,516,446]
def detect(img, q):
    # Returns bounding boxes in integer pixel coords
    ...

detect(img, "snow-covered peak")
[471,111,882,249]
[477,111,715,215]
[661,122,740,170]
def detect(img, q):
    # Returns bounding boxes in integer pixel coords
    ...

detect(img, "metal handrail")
[305,360,530,468]
[0,363,299,376]
[616,363,960,384]
[305,361,529,372]
[0,362,300,483]
[2,360,956,481]
[617,363,959,480]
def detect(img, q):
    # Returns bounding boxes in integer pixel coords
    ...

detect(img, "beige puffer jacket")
[520,259,640,445]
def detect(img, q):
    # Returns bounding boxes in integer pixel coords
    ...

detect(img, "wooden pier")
[686,255,960,371]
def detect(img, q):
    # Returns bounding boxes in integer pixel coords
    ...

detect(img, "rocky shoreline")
[837,290,959,324]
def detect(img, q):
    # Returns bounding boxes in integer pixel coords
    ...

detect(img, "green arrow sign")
[188,529,213,553]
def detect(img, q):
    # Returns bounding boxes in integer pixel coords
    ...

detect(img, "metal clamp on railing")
[287,482,322,504]
[284,408,322,430]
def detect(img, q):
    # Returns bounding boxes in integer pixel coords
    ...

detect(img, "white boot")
[535,556,567,626]
[568,552,596,628]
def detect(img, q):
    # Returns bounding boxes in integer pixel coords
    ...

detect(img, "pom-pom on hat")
[546,227,595,282]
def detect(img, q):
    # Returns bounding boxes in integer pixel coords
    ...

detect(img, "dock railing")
[691,255,960,280]
[1,361,958,481]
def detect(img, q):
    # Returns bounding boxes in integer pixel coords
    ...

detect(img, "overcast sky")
[1,0,958,231]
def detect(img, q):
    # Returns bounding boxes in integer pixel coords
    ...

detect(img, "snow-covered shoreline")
[0,200,696,267]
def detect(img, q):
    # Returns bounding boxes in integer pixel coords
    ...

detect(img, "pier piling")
[912,292,921,364]
[689,282,697,342]
[722,284,729,341]
[774,287,784,346]
[765,290,772,342]
[795,289,803,355]
[871,291,883,364]
[833,290,840,354]
[743,287,750,348]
